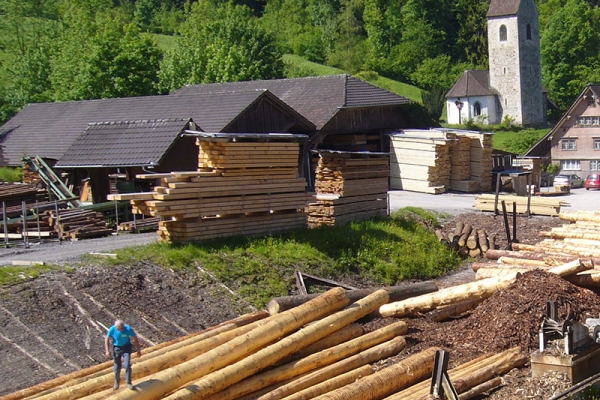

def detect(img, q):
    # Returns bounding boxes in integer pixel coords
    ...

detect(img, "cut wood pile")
[47,208,112,240]
[435,221,497,258]
[110,139,311,243]
[2,287,533,400]
[307,151,389,227]
[117,216,161,233]
[389,129,492,194]
[473,194,569,216]
[471,210,600,288]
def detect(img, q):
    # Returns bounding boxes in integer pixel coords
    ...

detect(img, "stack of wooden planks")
[470,210,600,287]
[112,139,311,243]
[117,216,161,233]
[390,129,492,194]
[472,194,569,216]
[308,151,389,227]
[47,208,112,240]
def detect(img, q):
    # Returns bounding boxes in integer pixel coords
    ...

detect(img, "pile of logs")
[435,221,496,258]
[389,129,493,194]
[307,151,389,227]
[111,138,311,243]
[473,194,569,216]
[470,210,600,288]
[3,287,530,400]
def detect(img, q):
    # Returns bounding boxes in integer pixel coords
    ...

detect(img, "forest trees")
[159,1,283,92]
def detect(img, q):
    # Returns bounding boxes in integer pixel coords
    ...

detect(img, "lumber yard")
[3,208,600,400]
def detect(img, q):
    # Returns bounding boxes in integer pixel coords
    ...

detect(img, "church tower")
[487,0,545,125]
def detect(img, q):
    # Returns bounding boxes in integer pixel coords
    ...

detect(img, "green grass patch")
[492,128,549,153]
[152,33,177,52]
[0,264,61,286]
[283,54,345,77]
[0,167,22,182]
[111,208,460,308]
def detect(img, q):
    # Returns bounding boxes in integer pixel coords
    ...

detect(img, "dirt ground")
[0,211,596,399]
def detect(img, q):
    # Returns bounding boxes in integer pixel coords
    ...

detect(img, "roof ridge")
[87,118,191,126]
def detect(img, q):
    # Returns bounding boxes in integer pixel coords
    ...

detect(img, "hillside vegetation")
[2,0,599,128]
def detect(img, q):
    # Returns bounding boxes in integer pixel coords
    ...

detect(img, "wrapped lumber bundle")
[389,135,451,194]
[308,151,388,227]
[472,194,568,216]
[112,137,311,243]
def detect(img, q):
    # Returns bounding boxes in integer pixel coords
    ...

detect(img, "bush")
[0,167,22,182]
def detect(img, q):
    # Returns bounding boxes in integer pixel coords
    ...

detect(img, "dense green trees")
[1,0,599,125]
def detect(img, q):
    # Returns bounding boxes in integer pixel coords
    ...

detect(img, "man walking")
[105,319,142,390]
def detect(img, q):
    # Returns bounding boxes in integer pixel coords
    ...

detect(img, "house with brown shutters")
[525,84,600,176]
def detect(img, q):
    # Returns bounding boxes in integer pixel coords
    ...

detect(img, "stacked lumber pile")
[112,139,311,243]
[473,194,569,216]
[389,135,450,194]
[470,210,600,287]
[435,221,496,258]
[20,163,43,185]
[117,216,161,233]
[47,208,112,240]
[6,287,528,400]
[390,129,492,194]
[308,151,388,227]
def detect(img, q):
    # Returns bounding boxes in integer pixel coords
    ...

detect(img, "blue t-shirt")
[107,325,136,347]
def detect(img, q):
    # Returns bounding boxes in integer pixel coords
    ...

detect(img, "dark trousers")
[113,343,132,384]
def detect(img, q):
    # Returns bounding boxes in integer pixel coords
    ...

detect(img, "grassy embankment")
[97,208,460,308]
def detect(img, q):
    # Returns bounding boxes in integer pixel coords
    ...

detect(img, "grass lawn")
[492,128,550,153]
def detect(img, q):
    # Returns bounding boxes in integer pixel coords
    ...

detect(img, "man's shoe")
[113,382,119,390]
[127,384,134,390]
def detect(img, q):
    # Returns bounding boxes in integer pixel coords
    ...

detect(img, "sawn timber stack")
[308,151,389,227]
[110,135,311,243]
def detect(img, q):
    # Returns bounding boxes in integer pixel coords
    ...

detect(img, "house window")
[560,160,581,170]
[588,96,596,107]
[591,160,600,171]
[576,116,600,126]
[562,139,577,150]
[526,24,532,40]
[500,25,507,41]
[474,102,481,117]
[594,139,600,150]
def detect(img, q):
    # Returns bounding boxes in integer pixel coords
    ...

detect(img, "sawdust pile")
[445,270,600,353]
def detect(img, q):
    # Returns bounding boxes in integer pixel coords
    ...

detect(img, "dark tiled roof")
[56,119,192,168]
[0,90,299,166]
[446,70,498,98]
[487,0,522,17]
[173,75,410,129]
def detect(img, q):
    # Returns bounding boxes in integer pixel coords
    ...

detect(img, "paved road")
[0,188,596,266]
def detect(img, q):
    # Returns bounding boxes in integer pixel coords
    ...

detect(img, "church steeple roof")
[487,0,522,17]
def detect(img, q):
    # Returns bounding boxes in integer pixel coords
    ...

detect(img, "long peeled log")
[379,276,518,318]
[280,365,375,400]
[312,347,440,400]
[267,283,437,314]
[566,270,600,287]
[202,321,407,400]
[1,311,268,400]
[458,377,502,400]
[105,287,351,400]
[257,336,407,400]
[548,259,588,277]
[284,324,363,362]
[428,298,485,322]
[163,289,390,400]
[475,268,533,280]
[33,312,273,400]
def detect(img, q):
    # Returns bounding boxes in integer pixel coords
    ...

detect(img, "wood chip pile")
[473,194,569,216]
[308,151,389,227]
[111,139,311,243]
[389,129,493,194]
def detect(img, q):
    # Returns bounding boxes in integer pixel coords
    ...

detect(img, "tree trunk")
[164,290,390,400]
[458,224,472,247]
[312,347,439,400]
[498,256,548,266]
[284,324,363,363]
[106,287,351,400]
[267,284,438,315]
[428,298,485,322]
[256,337,407,400]
[276,366,375,400]
[202,321,407,400]
[468,248,481,258]
[478,230,489,253]
[475,268,531,280]
[379,276,518,318]
[549,259,588,277]
[467,229,478,250]
[33,312,272,400]
[566,271,600,287]
[458,377,502,400]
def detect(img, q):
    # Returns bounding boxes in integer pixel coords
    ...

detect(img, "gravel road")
[0,188,596,266]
